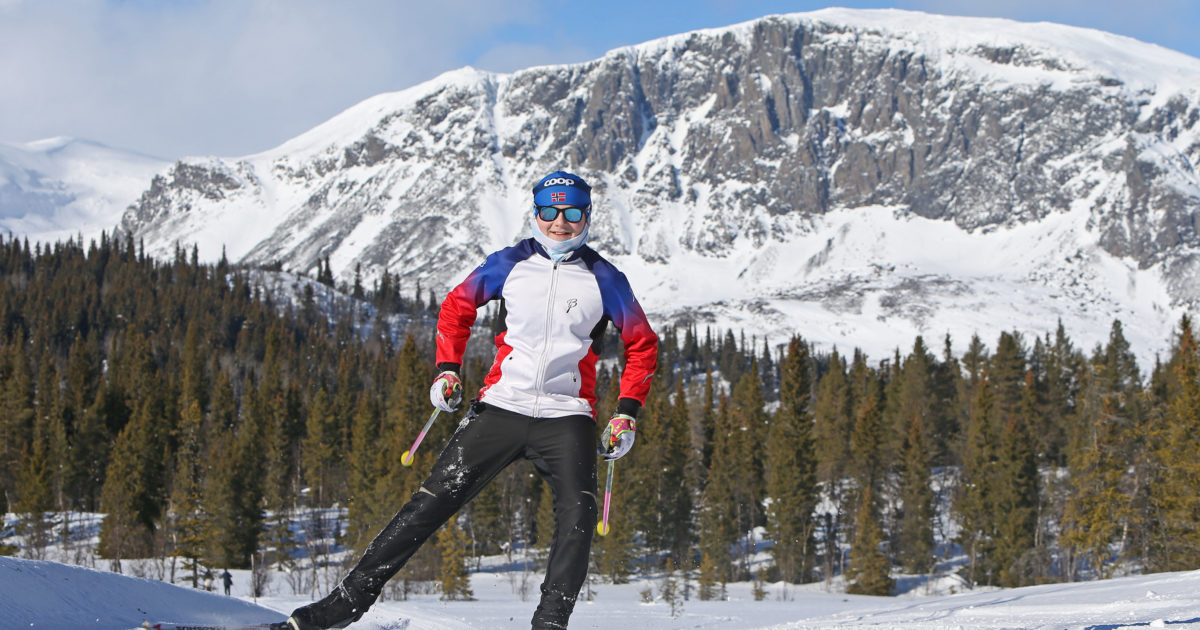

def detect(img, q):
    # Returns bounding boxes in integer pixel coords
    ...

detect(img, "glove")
[429,371,463,412]
[599,413,636,460]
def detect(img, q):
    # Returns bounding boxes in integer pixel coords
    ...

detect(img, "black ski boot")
[283,584,370,629]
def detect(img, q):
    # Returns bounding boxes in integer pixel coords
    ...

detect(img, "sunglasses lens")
[536,206,587,223]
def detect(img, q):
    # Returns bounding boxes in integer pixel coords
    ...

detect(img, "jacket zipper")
[532,259,560,417]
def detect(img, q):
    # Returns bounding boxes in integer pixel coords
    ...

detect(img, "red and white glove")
[429,371,463,412]
[600,413,636,460]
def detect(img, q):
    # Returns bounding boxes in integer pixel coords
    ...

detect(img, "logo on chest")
[565,298,578,314]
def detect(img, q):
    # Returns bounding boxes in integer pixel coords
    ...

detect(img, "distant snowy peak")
[255,10,1200,165]
[784,9,1200,88]
[0,138,167,244]
[115,8,1200,365]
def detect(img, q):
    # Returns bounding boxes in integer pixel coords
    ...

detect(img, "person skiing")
[280,170,658,630]
[222,569,233,596]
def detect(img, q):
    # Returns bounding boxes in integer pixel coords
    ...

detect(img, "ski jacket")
[436,238,658,419]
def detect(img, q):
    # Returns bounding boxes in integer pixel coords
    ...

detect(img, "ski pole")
[596,459,615,536]
[400,407,441,467]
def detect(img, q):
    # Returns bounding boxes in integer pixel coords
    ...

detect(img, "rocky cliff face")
[117,9,1200,361]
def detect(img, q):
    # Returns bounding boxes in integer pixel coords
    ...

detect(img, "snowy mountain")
[0,138,167,245]
[6,554,1200,629]
[113,8,1200,364]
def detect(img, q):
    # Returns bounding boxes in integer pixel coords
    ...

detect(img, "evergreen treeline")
[3,235,1200,597]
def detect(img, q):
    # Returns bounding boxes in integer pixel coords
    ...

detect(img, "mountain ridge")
[22,9,1200,364]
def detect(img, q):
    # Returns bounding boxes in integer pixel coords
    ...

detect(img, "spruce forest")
[4,234,1200,599]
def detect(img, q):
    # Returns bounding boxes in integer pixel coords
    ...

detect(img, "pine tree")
[437,516,474,600]
[896,414,935,575]
[727,369,767,579]
[845,486,894,596]
[661,379,696,564]
[69,358,112,511]
[1037,321,1082,467]
[180,322,209,415]
[98,398,163,565]
[624,377,667,557]
[956,374,996,586]
[169,400,207,587]
[1147,316,1200,570]
[1060,321,1143,579]
[697,393,736,597]
[891,337,944,462]
[954,334,990,463]
[1061,392,1130,580]
[698,367,717,474]
[346,396,382,550]
[812,350,852,581]
[955,333,1040,587]
[765,336,817,584]
[0,342,35,515]
[14,439,52,558]
[849,367,885,509]
[990,373,1039,587]
[204,381,266,570]
[301,389,339,507]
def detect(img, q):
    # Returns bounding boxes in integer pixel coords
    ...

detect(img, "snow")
[0,556,276,629]
[612,203,1185,369]
[629,8,1200,95]
[260,68,497,163]
[0,138,167,245]
[4,506,1200,630]
[6,553,1200,629]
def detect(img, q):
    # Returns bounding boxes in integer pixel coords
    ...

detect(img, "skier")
[280,170,658,630]
[222,569,233,596]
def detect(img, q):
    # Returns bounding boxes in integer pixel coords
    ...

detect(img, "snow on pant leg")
[341,405,525,601]
[526,414,599,628]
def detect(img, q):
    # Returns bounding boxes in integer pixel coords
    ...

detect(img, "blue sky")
[1,0,1197,159]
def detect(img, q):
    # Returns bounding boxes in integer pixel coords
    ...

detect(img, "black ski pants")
[341,401,599,628]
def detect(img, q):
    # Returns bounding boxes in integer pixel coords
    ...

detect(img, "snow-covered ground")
[5,550,1200,629]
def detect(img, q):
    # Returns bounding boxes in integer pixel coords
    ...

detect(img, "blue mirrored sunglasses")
[534,205,589,223]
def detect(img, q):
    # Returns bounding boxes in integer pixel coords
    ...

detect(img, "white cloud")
[0,0,543,159]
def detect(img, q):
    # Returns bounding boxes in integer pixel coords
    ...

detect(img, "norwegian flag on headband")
[550,192,566,203]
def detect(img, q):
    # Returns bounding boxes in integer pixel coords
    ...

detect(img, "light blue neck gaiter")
[530,215,589,262]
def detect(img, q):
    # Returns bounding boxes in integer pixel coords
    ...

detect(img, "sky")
[2,0,1198,160]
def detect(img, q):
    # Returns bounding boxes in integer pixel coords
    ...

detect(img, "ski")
[137,622,287,630]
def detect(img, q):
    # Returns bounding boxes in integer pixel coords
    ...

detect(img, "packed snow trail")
[0,556,281,629]
[6,555,1200,629]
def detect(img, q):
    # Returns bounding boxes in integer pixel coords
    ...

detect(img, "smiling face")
[535,204,588,241]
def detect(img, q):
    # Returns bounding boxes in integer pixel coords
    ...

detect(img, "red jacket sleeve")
[436,249,517,367]
[594,263,658,406]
